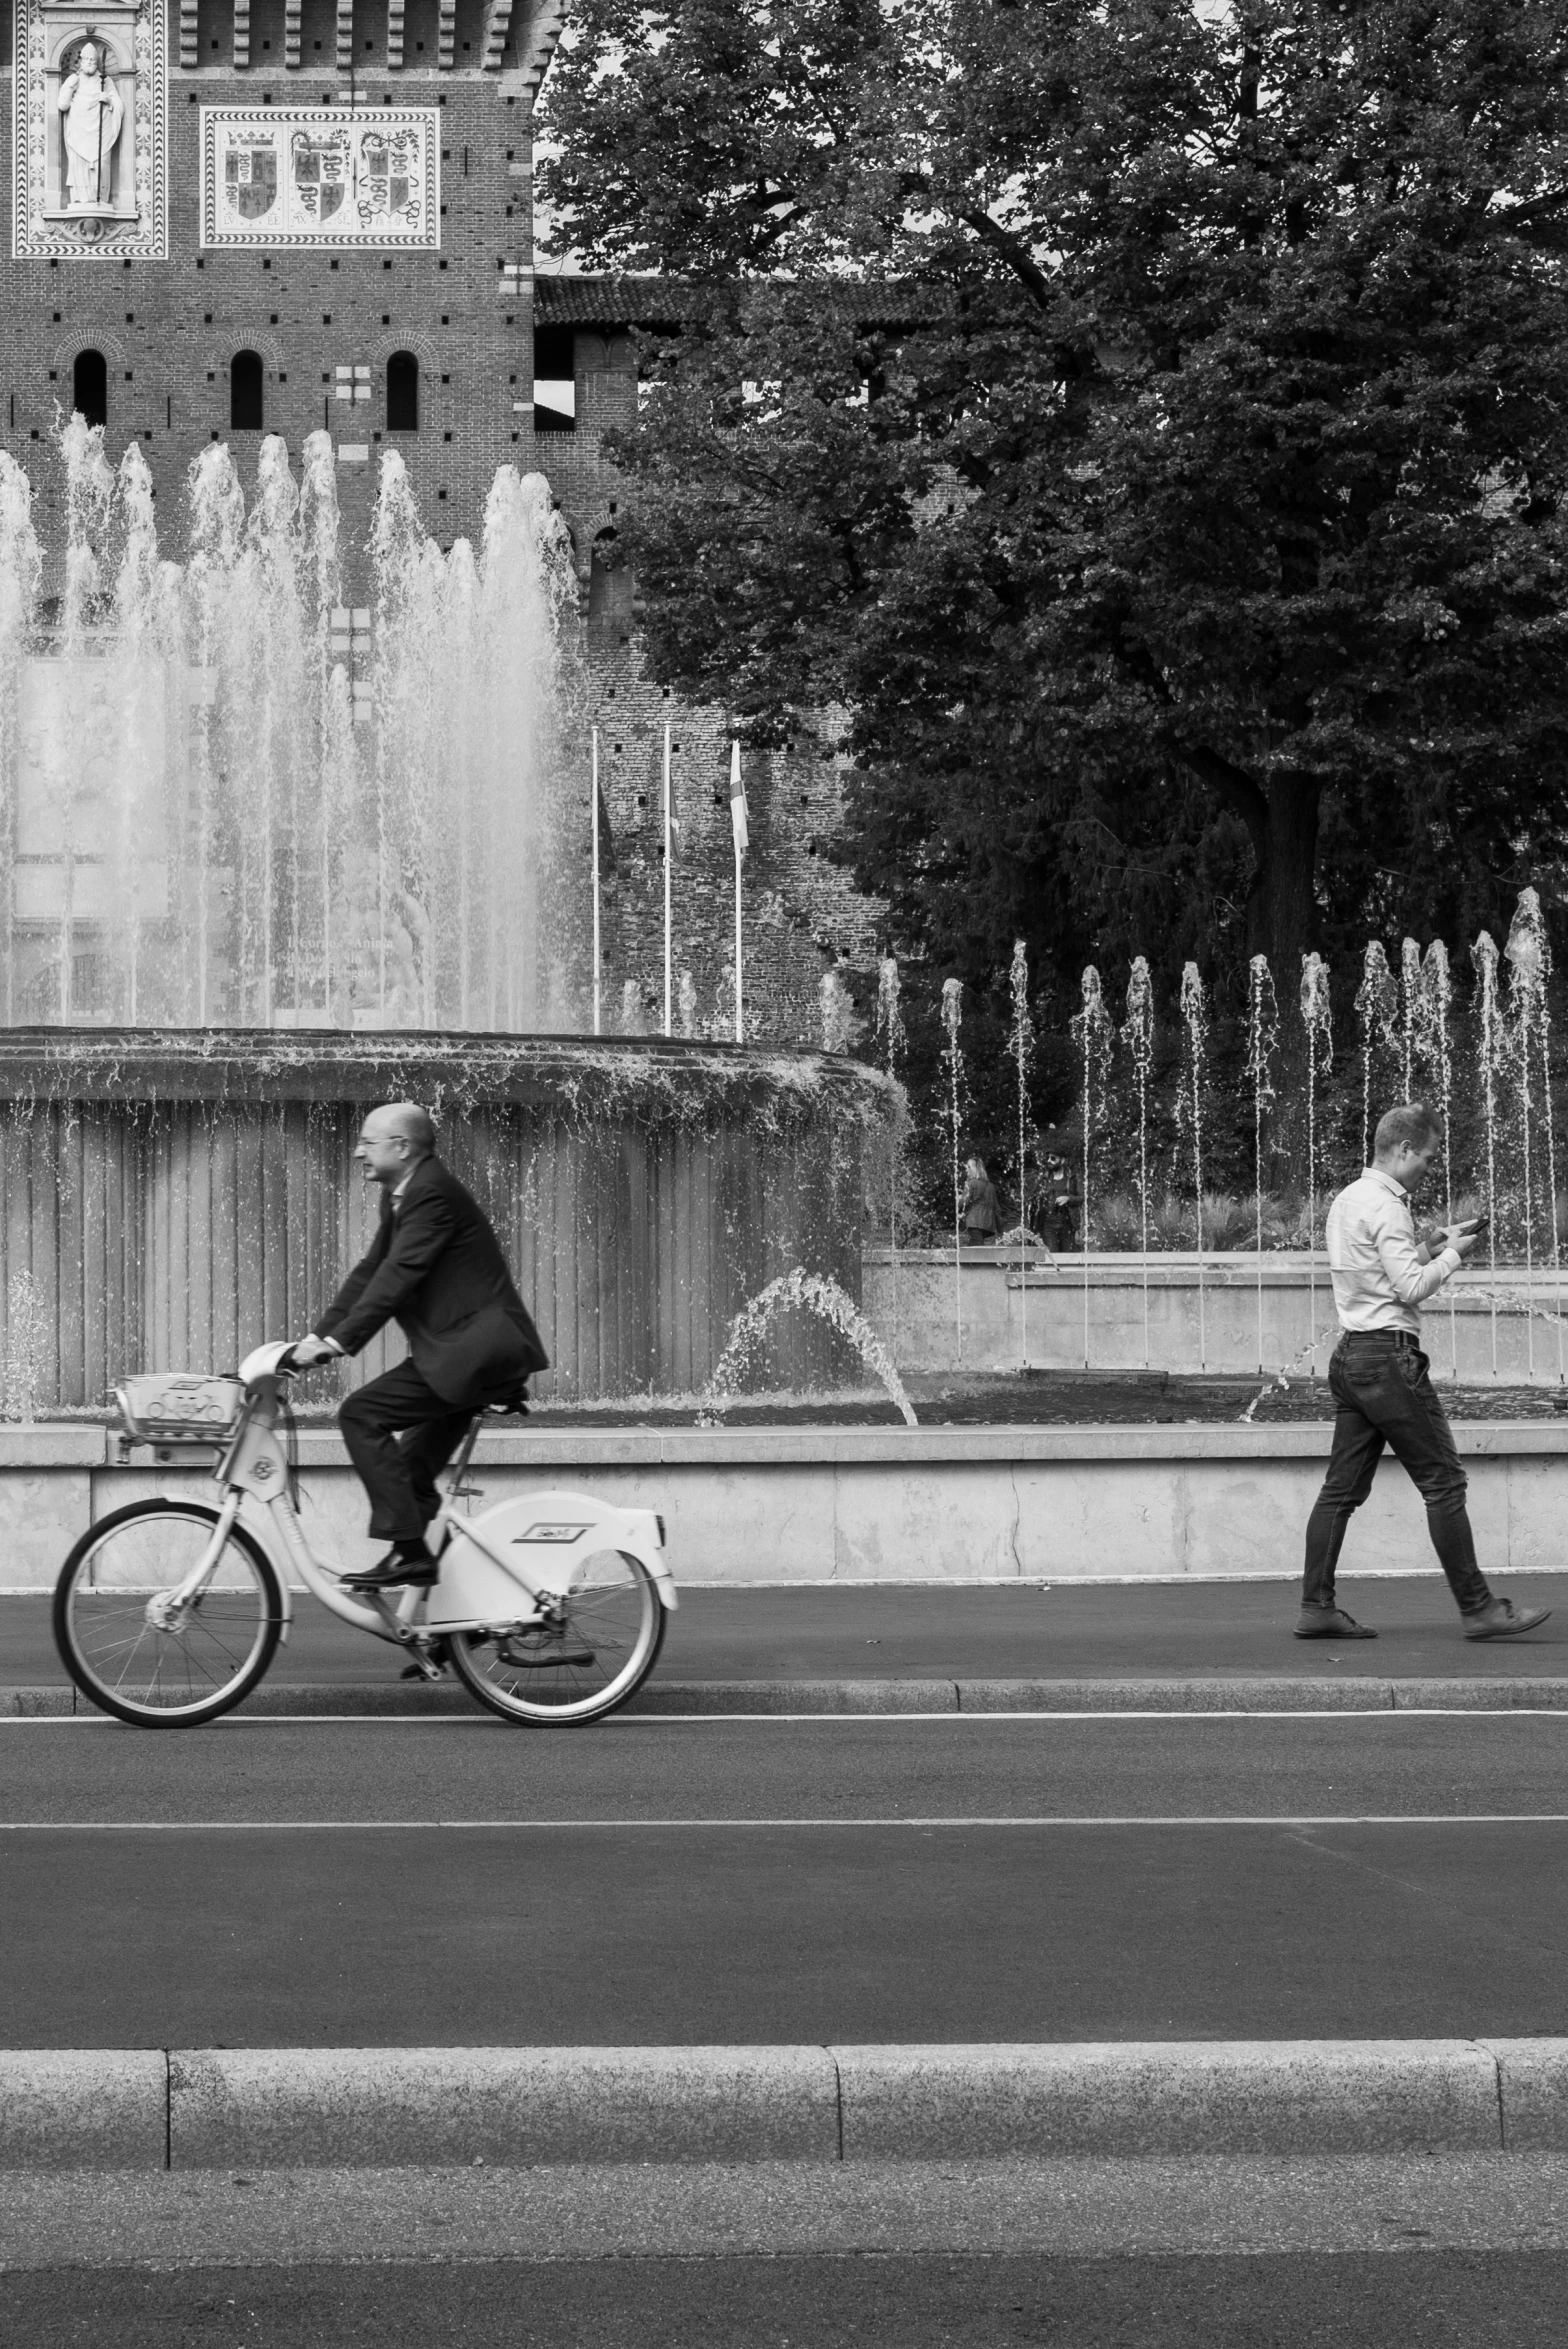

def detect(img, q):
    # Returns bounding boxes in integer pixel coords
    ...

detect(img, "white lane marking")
[2,1814,1568,1831]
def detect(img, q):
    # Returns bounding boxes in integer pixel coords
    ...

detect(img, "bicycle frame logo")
[517,1523,591,1544]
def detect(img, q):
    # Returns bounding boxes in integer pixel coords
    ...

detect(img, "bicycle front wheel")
[447,1548,665,1724]
[54,1500,283,1728]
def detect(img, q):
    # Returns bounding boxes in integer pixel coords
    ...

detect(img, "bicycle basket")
[116,1374,245,1445]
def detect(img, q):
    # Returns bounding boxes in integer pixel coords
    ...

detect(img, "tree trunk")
[1247,773,1319,981]
[1247,774,1321,1190]
[1176,743,1326,1186]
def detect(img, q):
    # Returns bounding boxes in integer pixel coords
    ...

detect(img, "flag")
[729,739,748,856]
[594,773,617,876]
[662,725,681,859]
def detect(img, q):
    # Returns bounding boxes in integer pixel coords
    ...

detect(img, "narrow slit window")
[73,349,107,429]
[230,349,264,431]
[387,350,419,431]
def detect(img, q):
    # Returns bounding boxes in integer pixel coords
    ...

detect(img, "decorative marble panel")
[12,0,168,259]
[199,108,440,249]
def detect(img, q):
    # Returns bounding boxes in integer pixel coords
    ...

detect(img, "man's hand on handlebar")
[288,1335,342,1368]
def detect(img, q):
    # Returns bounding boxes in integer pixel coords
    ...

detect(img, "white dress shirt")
[1326,1167,1462,1336]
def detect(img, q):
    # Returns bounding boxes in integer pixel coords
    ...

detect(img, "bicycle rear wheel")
[54,1500,283,1728]
[446,1547,665,1724]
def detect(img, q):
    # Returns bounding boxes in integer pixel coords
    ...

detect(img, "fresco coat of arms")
[200,108,438,248]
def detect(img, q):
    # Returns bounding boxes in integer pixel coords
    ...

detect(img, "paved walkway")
[5,1578,1564,1689]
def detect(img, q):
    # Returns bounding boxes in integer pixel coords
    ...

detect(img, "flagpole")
[731,738,745,1043]
[734,830,744,1044]
[662,723,673,1037]
[591,725,601,1037]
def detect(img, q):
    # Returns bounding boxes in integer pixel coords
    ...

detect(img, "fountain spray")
[876,954,906,1359]
[0,448,39,1019]
[56,414,116,1022]
[1355,942,1399,1166]
[1070,967,1115,1371]
[0,455,41,1023]
[1418,940,1458,1377]
[2,433,574,1033]
[1299,952,1332,1360]
[1122,957,1155,1368]
[1400,937,1422,1099]
[1505,888,1560,1380]
[1009,941,1036,1364]
[941,977,965,1361]
[697,1267,918,1427]
[1473,929,1501,1376]
[1246,954,1279,1373]
[1179,962,1208,1370]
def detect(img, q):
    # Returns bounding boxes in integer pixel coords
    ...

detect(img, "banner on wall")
[200,109,440,249]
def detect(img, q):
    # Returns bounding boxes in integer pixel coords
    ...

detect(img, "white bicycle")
[53,1343,677,1730]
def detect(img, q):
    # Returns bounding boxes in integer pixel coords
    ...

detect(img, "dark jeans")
[338,1360,474,1543]
[1302,1332,1492,1615]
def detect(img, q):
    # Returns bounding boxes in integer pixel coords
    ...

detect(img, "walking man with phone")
[1296,1102,1550,1642]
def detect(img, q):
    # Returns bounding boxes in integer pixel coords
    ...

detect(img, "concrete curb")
[4,2041,1568,2170]
[9,1676,1568,1718]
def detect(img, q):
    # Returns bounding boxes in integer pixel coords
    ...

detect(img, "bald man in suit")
[291,1102,548,1590]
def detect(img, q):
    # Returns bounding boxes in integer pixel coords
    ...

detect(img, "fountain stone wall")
[0,1031,887,1408]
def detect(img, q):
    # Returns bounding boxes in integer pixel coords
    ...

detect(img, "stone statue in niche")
[12,0,168,260]
[58,35,123,211]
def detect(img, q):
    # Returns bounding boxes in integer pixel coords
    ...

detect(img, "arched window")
[72,349,107,430]
[230,350,264,431]
[387,350,419,432]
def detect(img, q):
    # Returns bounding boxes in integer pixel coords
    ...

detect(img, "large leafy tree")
[538,0,1568,1013]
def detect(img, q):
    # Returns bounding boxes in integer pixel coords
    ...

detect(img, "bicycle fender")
[425,1487,677,1631]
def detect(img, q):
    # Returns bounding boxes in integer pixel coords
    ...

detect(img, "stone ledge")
[89,1421,1568,1466]
[11,1418,1568,1470]
[11,1676,1568,1718]
[6,2040,1568,2169]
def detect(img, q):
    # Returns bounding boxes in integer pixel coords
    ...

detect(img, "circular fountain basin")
[0,1030,889,1408]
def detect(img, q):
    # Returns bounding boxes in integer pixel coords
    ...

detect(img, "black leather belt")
[1340,1328,1418,1347]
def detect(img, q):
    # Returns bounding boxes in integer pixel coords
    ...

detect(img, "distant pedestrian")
[1296,1102,1549,1643]
[1040,1150,1081,1251]
[961,1156,1000,1245]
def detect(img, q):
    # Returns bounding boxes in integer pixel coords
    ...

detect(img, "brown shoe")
[1463,1599,1551,1641]
[1295,1605,1377,1640]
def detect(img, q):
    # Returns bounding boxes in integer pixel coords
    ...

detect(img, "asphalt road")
[4,1575,1567,1686]
[6,2249,1568,2348]
[6,1710,1568,2047]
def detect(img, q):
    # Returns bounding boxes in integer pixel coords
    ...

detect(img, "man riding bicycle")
[290,1102,547,1591]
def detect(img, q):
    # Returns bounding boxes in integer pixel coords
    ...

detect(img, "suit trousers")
[337,1359,474,1543]
[1301,1332,1492,1616]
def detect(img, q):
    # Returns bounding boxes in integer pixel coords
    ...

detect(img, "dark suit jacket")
[314,1156,548,1409]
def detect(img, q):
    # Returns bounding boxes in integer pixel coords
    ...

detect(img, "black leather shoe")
[345,1550,438,1591]
[1295,1605,1377,1639]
